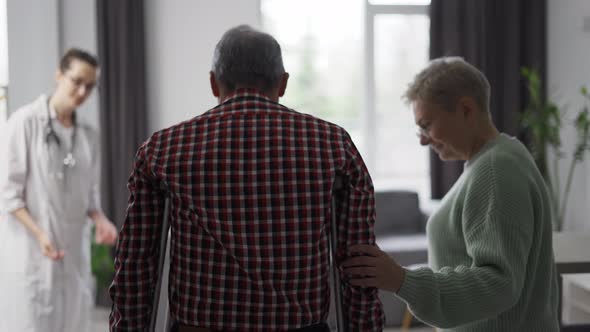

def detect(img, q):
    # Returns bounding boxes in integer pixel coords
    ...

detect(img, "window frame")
[362,1,429,175]
[0,86,7,124]
[1,0,8,123]
[259,0,431,197]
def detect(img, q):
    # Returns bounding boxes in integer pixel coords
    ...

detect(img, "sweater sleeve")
[396,155,535,328]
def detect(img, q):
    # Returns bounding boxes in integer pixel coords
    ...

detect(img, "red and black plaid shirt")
[109,89,384,331]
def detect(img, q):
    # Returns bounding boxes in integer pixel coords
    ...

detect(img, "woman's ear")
[457,96,478,119]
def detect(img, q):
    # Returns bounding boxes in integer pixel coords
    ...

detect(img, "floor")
[91,306,433,332]
[91,306,110,331]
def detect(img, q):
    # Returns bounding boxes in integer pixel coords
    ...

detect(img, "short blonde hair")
[403,57,490,113]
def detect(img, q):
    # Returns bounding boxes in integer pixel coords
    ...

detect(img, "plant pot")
[91,274,113,308]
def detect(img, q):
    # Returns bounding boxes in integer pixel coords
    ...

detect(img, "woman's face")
[412,99,469,161]
[54,59,98,110]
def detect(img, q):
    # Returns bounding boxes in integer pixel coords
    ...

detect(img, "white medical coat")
[0,95,102,332]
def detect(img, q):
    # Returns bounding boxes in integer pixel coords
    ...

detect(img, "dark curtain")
[429,0,546,198]
[96,0,148,226]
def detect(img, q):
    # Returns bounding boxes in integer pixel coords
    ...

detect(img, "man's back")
[110,24,383,332]
[110,89,383,331]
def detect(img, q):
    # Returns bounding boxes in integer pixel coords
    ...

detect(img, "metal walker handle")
[329,174,348,332]
[149,194,171,332]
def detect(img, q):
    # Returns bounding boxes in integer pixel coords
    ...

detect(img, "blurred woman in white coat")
[0,48,118,332]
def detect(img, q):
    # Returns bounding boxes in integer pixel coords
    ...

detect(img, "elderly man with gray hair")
[343,57,559,331]
[109,25,384,332]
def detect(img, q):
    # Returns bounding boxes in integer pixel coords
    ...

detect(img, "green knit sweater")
[396,134,559,331]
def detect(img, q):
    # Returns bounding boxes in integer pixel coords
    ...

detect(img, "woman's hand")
[12,208,64,260]
[341,244,405,293]
[95,217,118,245]
[36,232,65,260]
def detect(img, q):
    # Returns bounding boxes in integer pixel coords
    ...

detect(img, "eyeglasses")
[65,74,97,91]
[416,126,430,139]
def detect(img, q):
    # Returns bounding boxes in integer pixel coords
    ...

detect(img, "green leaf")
[90,227,115,289]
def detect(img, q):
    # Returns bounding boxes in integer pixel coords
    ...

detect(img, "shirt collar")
[220,88,273,104]
[48,101,59,120]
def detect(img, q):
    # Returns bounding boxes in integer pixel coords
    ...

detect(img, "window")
[0,0,8,124]
[261,0,431,201]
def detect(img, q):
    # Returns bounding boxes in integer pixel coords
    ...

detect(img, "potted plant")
[91,226,115,306]
[520,67,590,231]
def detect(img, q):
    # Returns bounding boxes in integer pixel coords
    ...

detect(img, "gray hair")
[403,57,491,113]
[212,25,285,92]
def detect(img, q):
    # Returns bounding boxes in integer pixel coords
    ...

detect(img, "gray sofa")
[374,190,429,327]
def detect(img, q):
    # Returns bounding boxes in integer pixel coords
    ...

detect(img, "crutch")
[329,174,348,332]
[149,193,171,332]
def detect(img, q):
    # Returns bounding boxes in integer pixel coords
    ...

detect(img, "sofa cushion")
[374,190,425,235]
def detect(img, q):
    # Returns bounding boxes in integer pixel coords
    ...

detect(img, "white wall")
[6,0,98,128]
[548,0,590,231]
[144,0,260,134]
[59,0,99,127]
[6,0,60,111]
[0,0,9,87]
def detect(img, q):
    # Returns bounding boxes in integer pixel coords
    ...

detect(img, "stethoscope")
[45,100,78,176]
